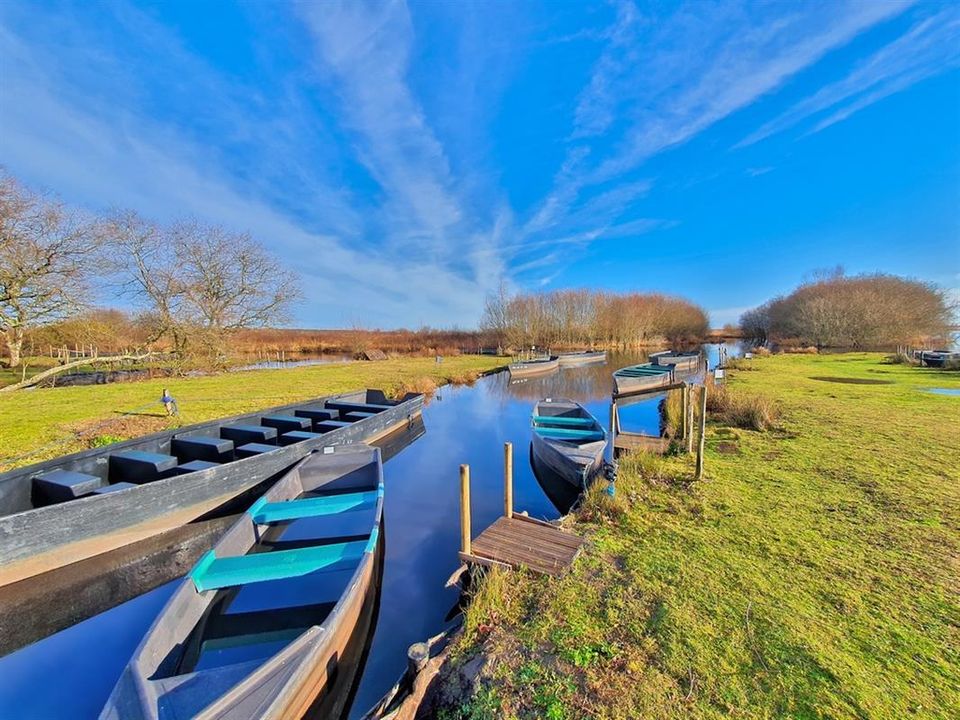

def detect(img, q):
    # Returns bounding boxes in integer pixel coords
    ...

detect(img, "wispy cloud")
[738,7,960,147]
[529,0,913,230]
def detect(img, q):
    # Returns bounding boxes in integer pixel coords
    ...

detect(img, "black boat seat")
[171,460,220,476]
[33,469,104,503]
[260,415,311,433]
[278,430,323,447]
[172,436,234,463]
[312,420,353,433]
[92,482,138,495]
[235,443,279,459]
[341,411,377,423]
[109,450,179,484]
[220,424,277,445]
[324,401,390,415]
[293,408,339,424]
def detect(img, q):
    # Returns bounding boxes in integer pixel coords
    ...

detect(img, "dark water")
[0,344,737,719]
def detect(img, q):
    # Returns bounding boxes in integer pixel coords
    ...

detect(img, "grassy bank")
[439,353,960,719]
[0,355,504,470]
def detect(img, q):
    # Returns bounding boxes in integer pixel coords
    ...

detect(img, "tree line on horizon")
[739,272,955,349]
[480,285,709,350]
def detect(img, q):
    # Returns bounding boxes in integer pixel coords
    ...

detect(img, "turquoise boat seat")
[248,484,383,524]
[190,526,378,592]
[533,416,594,427]
[535,427,605,441]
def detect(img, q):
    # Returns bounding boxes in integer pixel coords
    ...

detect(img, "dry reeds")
[707,381,779,431]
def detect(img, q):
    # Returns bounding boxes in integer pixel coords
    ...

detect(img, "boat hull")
[556,351,606,367]
[0,391,421,587]
[508,357,560,377]
[612,370,675,397]
[530,430,603,489]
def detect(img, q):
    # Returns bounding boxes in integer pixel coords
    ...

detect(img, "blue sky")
[1,0,958,328]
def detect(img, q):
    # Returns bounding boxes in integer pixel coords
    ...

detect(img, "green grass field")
[444,353,960,720]
[0,355,504,470]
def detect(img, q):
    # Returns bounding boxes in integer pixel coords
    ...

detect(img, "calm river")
[0,344,737,719]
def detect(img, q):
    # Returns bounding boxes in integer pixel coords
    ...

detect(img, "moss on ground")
[0,355,504,470]
[444,353,960,720]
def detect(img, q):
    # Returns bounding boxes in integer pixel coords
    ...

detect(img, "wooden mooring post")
[504,442,514,519]
[696,384,708,480]
[459,464,471,557]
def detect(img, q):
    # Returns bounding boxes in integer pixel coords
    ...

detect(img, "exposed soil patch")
[810,376,893,385]
[715,442,740,455]
[71,415,175,447]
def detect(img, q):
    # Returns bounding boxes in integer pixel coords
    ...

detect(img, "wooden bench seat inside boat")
[278,430,324,446]
[324,401,391,415]
[33,469,104,503]
[260,415,311,433]
[109,450,179,483]
[91,481,138,495]
[313,419,354,433]
[171,436,234,463]
[341,410,378,422]
[293,408,339,424]
[220,424,277,445]
[235,443,280,459]
[535,427,606,442]
[170,460,220,476]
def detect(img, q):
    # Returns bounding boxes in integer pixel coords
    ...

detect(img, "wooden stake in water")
[504,442,514,519]
[460,464,471,556]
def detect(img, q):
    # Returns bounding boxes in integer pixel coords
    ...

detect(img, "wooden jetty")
[458,443,584,576]
[610,381,688,456]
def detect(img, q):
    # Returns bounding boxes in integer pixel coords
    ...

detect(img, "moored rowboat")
[101,444,384,720]
[556,350,607,367]
[650,350,701,371]
[0,389,421,588]
[531,399,607,489]
[508,356,559,377]
[612,363,675,397]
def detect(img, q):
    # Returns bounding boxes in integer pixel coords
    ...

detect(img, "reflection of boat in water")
[529,444,582,516]
[531,399,607,489]
[101,445,385,720]
[557,350,606,367]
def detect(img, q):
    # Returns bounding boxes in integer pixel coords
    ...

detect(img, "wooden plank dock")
[457,443,585,576]
[465,514,584,576]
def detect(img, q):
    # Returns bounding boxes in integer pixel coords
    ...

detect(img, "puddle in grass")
[922,387,960,396]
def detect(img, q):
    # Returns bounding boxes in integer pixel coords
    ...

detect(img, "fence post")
[696,385,708,480]
[460,464,471,556]
[504,442,514,519]
[680,384,688,441]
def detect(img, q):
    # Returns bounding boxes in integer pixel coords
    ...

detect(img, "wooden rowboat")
[101,444,384,720]
[531,399,607,489]
[0,389,421,588]
[556,351,607,367]
[508,356,559,378]
[650,350,701,371]
[612,364,675,397]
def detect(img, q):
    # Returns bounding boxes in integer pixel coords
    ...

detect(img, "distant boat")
[508,356,560,377]
[0,389,421,588]
[612,363,675,397]
[101,444,384,720]
[556,350,607,367]
[531,399,607,489]
[649,350,701,371]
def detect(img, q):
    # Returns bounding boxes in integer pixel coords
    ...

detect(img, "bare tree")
[0,175,98,366]
[102,213,302,363]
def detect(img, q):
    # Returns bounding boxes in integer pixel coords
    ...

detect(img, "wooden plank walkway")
[613,432,669,455]
[461,514,584,576]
